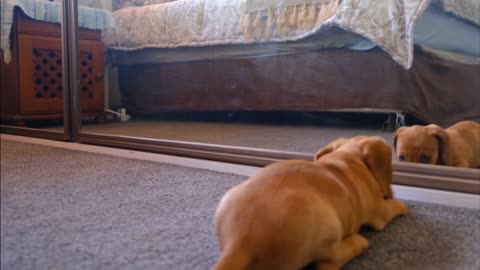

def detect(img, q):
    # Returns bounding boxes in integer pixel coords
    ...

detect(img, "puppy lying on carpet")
[393,121,480,168]
[213,136,408,270]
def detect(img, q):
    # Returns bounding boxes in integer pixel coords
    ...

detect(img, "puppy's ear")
[426,124,448,165]
[361,138,394,199]
[314,138,347,160]
[392,126,407,153]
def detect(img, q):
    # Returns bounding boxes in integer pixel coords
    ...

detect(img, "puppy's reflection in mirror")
[393,121,480,168]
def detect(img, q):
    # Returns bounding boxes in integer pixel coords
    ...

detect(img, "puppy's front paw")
[390,199,409,216]
[455,160,470,168]
[351,234,369,253]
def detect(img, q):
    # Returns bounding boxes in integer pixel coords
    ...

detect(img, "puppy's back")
[449,121,480,167]
[213,159,365,270]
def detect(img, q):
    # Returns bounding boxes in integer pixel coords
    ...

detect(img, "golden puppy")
[393,121,480,168]
[213,136,408,270]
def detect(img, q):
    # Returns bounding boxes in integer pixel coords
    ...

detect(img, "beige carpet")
[1,139,479,270]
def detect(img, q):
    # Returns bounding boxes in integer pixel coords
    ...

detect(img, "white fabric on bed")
[108,25,366,65]
[245,0,331,12]
[330,0,431,69]
[438,0,480,25]
[49,0,112,10]
[242,0,339,41]
[347,2,480,63]
[103,0,438,69]
[104,0,340,50]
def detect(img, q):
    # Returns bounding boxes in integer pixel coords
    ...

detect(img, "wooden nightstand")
[0,10,105,126]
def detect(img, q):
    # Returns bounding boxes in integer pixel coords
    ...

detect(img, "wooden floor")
[79,119,394,153]
[10,112,400,153]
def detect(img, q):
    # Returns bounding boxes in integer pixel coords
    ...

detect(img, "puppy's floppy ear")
[426,124,448,165]
[392,126,407,153]
[361,138,394,199]
[314,138,347,160]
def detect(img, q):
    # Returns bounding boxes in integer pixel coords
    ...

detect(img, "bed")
[41,1,480,126]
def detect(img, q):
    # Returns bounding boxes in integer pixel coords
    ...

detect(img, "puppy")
[213,136,408,270]
[393,121,480,168]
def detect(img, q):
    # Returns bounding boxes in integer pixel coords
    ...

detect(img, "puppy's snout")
[397,152,434,165]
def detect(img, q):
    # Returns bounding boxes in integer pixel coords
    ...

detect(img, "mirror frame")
[76,132,480,195]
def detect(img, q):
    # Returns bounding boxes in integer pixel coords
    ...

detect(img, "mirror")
[75,0,479,171]
[0,0,67,134]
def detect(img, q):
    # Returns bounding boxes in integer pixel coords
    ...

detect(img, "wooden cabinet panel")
[0,12,105,125]
[18,34,64,114]
[78,39,105,114]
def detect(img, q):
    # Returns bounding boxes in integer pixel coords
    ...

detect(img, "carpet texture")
[1,140,479,270]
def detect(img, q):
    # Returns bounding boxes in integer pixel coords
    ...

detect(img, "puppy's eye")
[420,155,431,164]
[399,155,405,161]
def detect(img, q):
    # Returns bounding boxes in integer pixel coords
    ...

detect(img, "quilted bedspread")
[101,0,478,69]
[104,0,436,69]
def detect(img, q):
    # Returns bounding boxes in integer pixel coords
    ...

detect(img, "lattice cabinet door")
[78,39,104,114]
[18,35,104,115]
[19,35,64,114]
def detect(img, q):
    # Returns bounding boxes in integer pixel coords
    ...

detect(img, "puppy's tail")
[211,245,252,270]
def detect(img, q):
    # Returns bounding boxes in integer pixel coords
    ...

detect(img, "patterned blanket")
[104,0,437,69]
[332,0,431,69]
[3,0,477,69]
